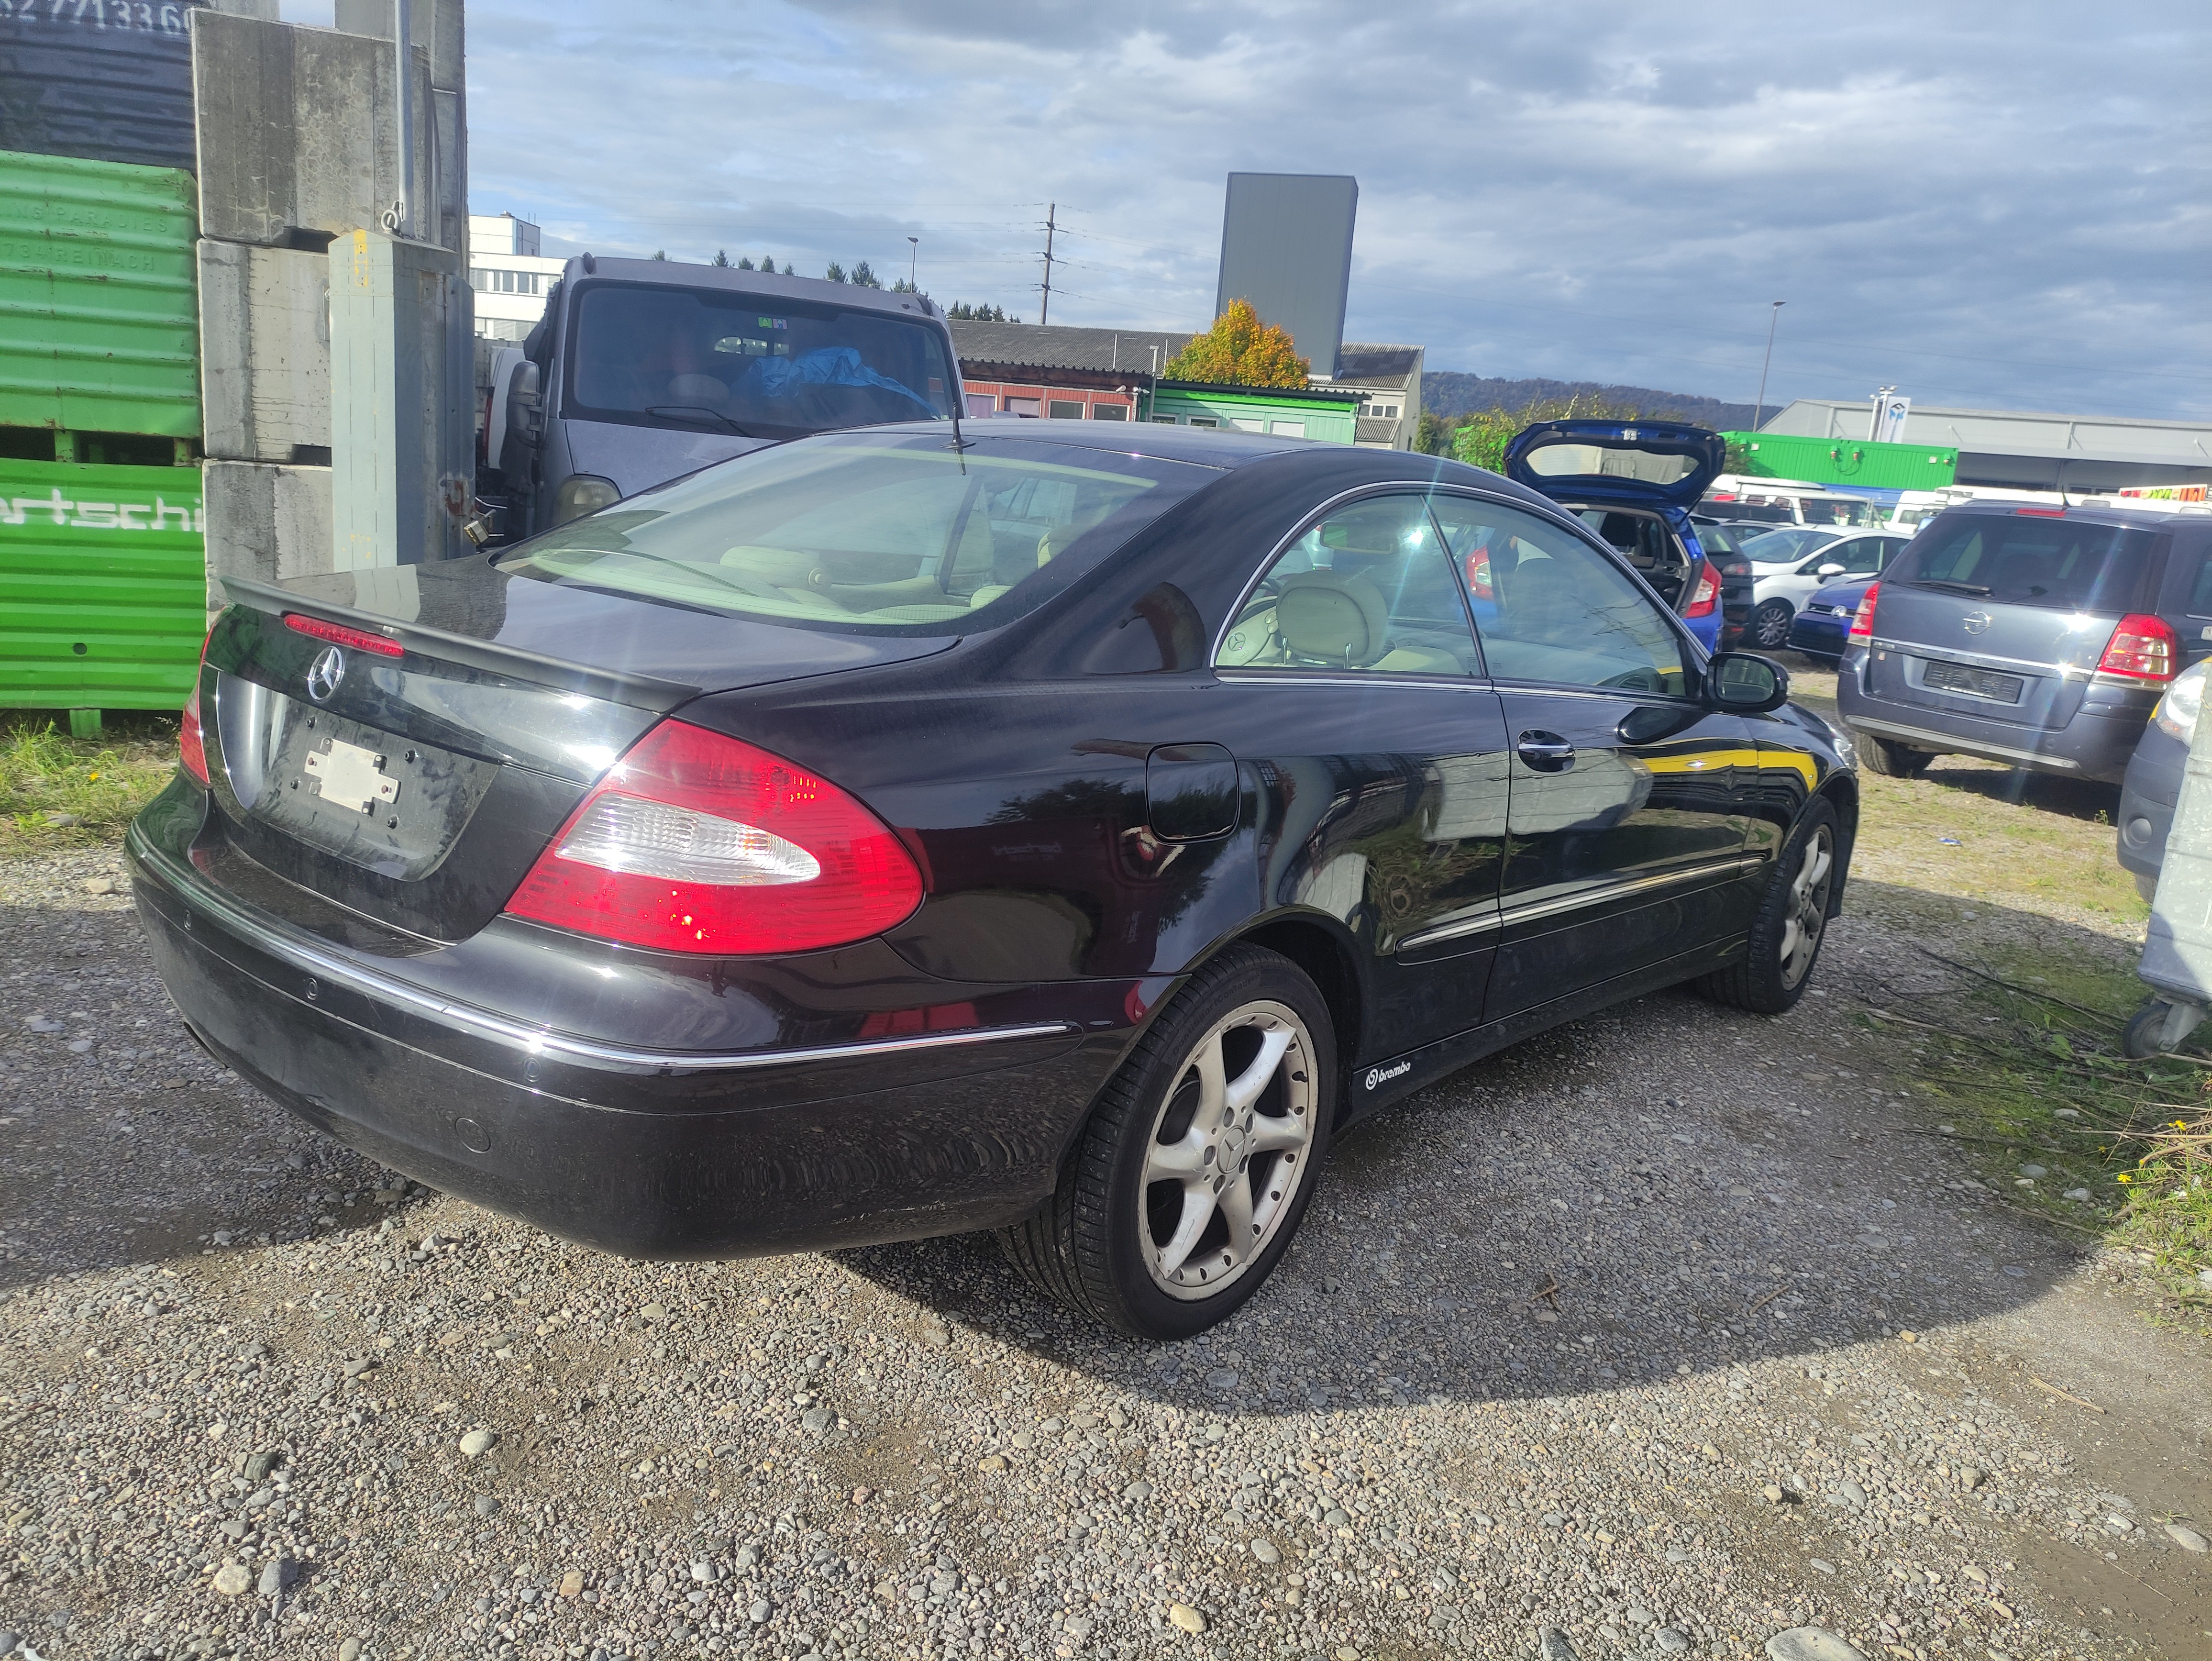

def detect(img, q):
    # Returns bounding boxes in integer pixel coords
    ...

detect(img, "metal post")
[907,235,918,289]
[387,0,413,239]
[1869,384,1895,442]
[1040,203,1056,326]
[1751,300,1784,432]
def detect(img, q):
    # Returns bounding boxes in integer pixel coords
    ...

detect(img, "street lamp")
[907,236,918,290]
[1752,300,1785,433]
[1869,384,1896,441]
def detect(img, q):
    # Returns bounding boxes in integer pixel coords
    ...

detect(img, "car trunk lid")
[1504,419,1726,511]
[198,562,952,940]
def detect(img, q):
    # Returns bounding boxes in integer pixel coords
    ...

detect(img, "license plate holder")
[1922,660,2024,703]
[304,736,402,814]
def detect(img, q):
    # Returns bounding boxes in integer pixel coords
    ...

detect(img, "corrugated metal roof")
[0,148,201,439]
[1333,344,1421,390]
[951,320,1192,375]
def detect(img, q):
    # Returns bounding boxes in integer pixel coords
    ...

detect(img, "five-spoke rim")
[1139,1000,1317,1301]
[1779,823,1834,989]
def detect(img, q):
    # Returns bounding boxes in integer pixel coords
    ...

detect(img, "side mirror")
[502,358,542,467]
[1816,562,1846,577]
[1708,651,1790,713]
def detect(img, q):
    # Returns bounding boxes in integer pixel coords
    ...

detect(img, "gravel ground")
[3,848,2209,1661]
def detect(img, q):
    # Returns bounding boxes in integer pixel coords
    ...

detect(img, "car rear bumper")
[1836,666,2149,784]
[2117,721,2186,878]
[1788,613,1849,659]
[127,816,1131,1260]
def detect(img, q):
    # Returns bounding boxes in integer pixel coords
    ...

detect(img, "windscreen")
[1742,527,1836,564]
[565,281,956,439]
[1888,514,2163,611]
[498,433,1213,636]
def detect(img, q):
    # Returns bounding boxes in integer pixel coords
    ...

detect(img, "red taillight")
[1847,582,1880,640]
[179,693,210,785]
[285,612,404,658]
[2096,613,2179,682]
[503,721,924,955]
[179,618,216,786]
[1683,565,1720,618]
[1465,549,1493,601]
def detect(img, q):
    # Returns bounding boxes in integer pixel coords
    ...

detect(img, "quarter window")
[1427,498,1687,696]
[1215,495,1481,675]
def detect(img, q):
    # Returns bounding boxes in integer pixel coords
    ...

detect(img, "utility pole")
[1040,202,1056,326]
[907,235,918,290]
[1751,299,1785,432]
[387,0,413,239]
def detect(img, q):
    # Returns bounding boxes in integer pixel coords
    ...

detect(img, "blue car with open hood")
[1504,419,1729,653]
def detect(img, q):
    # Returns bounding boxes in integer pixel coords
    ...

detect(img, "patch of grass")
[1865,931,2211,1327]
[0,712,181,855]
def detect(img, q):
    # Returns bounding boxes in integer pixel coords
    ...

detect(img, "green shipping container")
[0,147,201,440]
[1722,431,1957,492]
[0,458,206,712]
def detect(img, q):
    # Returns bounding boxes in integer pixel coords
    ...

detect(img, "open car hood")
[1504,420,1726,512]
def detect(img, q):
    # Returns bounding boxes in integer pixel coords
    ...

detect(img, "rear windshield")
[564,280,957,440]
[1889,513,2164,611]
[497,433,1214,635]
[1521,443,1700,485]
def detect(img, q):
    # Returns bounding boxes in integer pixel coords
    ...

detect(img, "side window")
[2182,550,2212,617]
[1215,494,1480,675]
[1831,538,1884,576]
[1429,498,1689,696]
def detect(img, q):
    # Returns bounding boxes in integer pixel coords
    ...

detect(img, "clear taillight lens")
[2155,658,2208,743]
[2096,613,2179,683]
[1683,565,1720,618]
[1847,583,1880,640]
[503,720,924,955]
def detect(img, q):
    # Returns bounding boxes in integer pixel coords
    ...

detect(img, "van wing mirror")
[1707,651,1789,713]
[500,357,542,471]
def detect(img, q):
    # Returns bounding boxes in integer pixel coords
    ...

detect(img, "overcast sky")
[456,0,2211,420]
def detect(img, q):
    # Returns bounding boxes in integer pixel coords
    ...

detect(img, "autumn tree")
[1161,299,1309,388]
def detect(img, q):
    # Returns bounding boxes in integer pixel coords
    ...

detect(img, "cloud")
[464,0,2212,417]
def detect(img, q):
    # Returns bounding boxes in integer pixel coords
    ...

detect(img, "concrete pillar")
[197,241,332,463]
[202,461,334,607]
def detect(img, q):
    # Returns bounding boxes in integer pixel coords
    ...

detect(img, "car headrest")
[1275,572,1391,667]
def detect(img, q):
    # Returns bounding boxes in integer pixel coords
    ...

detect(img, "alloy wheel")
[1138,1000,1318,1300]
[1751,601,1792,648]
[1779,822,1835,989]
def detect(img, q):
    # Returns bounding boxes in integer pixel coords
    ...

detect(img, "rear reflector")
[2096,613,2179,682]
[1847,583,1880,640]
[285,612,404,657]
[1682,565,1720,618]
[504,721,924,954]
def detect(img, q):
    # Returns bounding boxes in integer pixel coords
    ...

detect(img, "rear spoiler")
[220,575,703,714]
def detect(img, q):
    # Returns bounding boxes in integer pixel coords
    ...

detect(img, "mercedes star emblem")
[305,646,346,702]
[1961,610,1992,635]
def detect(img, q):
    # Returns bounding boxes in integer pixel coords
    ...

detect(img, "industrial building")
[1759,399,2212,495]
[468,213,564,342]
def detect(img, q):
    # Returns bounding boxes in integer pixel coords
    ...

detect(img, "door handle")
[1516,731,1576,773]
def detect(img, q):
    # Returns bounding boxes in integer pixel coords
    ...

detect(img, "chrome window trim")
[127,830,1078,1077]
[1867,637,2070,675]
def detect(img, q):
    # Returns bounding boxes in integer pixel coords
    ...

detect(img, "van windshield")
[564,281,957,439]
[1888,514,2162,611]
[497,432,1214,636]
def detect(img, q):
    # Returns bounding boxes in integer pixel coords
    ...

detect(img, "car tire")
[998,943,1337,1340]
[1694,797,1841,1016]
[1858,734,1934,777]
[1749,599,1793,649]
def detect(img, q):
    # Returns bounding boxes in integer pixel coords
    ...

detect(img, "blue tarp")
[738,347,937,415]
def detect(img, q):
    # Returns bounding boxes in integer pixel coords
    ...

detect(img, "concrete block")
[332,0,465,91]
[203,460,333,607]
[198,240,331,463]
[192,9,436,251]
[329,229,473,568]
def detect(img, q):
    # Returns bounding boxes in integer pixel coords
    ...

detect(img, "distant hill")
[1421,371,1760,432]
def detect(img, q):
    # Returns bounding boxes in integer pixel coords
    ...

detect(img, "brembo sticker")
[1364,1061,1412,1090]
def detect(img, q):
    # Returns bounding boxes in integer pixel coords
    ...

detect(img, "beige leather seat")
[1274,573,1462,674]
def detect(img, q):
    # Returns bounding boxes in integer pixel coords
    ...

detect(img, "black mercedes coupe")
[130,423,1857,1339]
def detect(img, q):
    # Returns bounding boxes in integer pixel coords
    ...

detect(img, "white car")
[1743,527,1913,649]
